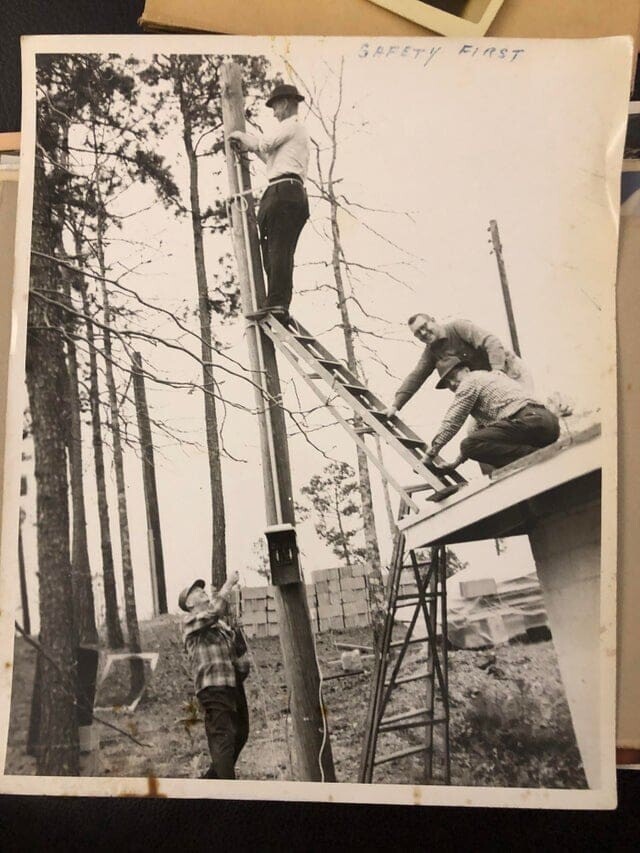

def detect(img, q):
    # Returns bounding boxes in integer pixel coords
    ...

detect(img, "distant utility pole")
[221,62,335,783]
[489,219,521,357]
[131,352,167,615]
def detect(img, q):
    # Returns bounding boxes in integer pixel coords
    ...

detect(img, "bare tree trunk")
[26,152,79,775]
[60,266,99,648]
[327,195,385,633]
[77,261,124,649]
[333,485,352,568]
[96,208,144,697]
[177,74,227,589]
[373,432,396,539]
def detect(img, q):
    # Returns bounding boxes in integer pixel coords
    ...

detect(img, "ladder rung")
[341,383,369,394]
[379,717,447,734]
[318,358,342,369]
[384,669,432,687]
[427,484,461,502]
[379,706,430,726]
[293,333,317,342]
[398,437,427,449]
[373,743,430,766]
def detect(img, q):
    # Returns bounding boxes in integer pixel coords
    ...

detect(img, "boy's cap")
[178,578,205,612]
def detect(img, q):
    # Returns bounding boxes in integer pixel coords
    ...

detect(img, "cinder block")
[243,624,257,638]
[459,578,497,599]
[351,564,368,577]
[313,567,340,582]
[319,619,331,633]
[267,587,276,599]
[340,565,353,578]
[249,610,268,625]
[318,603,342,618]
[354,612,370,627]
[330,615,345,630]
[343,600,364,617]
[267,623,280,637]
[344,615,363,629]
[316,592,331,606]
[242,586,268,600]
[315,580,330,593]
[255,623,268,638]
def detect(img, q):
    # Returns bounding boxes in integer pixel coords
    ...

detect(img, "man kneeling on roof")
[179,570,250,780]
[424,356,560,472]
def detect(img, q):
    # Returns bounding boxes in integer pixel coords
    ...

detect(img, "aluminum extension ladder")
[256,313,466,511]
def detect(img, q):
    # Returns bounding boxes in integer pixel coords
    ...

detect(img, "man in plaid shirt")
[424,356,560,471]
[180,570,250,779]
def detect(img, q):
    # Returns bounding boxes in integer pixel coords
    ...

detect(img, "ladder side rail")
[413,556,449,705]
[411,548,438,781]
[438,544,452,784]
[360,523,407,782]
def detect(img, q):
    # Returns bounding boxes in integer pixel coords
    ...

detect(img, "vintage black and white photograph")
[0,35,629,807]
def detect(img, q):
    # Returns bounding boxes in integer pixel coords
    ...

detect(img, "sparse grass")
[4,616,586,789]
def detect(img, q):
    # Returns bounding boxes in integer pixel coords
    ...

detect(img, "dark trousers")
[460,404,560,469]
[257,179,309,310]
[198,681,249,780]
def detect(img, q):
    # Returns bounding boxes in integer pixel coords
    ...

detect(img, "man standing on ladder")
[229,83,310,324]
[383,313,534,419]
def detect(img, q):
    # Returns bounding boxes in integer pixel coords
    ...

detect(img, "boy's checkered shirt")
[183,600,237,693]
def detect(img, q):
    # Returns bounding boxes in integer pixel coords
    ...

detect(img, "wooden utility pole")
[131,352,167,615]
[221,62,335,782]
[489,219,521,357]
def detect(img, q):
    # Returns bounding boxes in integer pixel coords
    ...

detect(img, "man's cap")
[178,578,205,612]
[436,356,466,390]
[266,83,305,108]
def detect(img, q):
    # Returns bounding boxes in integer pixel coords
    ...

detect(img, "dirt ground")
[4,615,586,789]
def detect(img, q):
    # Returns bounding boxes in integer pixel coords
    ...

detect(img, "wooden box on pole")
[220,62,335,783]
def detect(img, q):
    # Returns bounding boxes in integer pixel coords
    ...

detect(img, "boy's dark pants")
[257,179,309,310]
[198,681,249,779]
[461,404,560,469]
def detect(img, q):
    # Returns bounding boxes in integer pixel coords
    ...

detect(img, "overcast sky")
[13,35,627,627]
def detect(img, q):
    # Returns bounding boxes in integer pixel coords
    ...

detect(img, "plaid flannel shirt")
[183,596,237,694]
[430,370,541,454]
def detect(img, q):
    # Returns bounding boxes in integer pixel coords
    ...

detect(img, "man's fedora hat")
[266,83,305,108]
[178,578,206,612]
[436,356,466,390]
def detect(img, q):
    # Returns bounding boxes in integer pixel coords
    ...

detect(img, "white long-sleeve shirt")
[236,116,310,181]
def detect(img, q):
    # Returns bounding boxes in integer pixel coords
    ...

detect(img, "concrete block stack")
[240,586,270,638]
[313,564,371,631]
[340,564,371,629]
[313,567,345,632]
[240,584,320,638]
[239,566,372,638]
